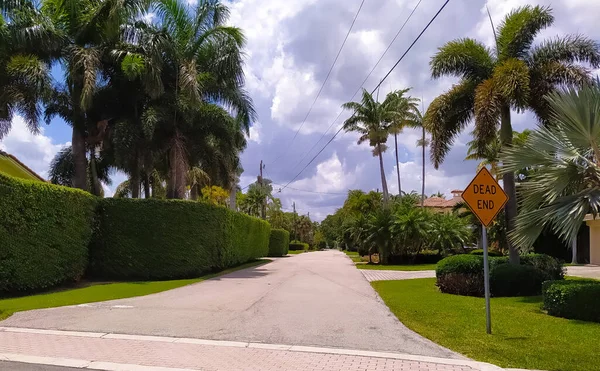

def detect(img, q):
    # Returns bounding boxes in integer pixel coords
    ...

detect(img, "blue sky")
[2,0,600,220]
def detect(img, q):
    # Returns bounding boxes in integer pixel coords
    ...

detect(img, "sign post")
[461,167,508,335]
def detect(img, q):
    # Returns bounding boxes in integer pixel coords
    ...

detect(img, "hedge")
[389,250,443,264]
[543,280,600,323]
[289,241,309,251]
[89,198,270,280]
[436,253,564,297]
[470,249,503,257]
[268,229,290,257]
[0,173,96,292]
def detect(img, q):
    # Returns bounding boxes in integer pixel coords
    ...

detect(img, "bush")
[268,229,290,257]
[543,280,600,323]
[389,250,443,265]
[89,198,270,280]
[470,249,503,257]
[0,173,96,292]
[490,264,543,296]
[437,253,564,297]
[436,255,484,296]
[289,241,309,251]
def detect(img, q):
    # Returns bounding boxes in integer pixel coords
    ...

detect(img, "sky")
[1,0,599,221]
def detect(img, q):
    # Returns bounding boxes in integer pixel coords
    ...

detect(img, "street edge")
[0,327,503,370]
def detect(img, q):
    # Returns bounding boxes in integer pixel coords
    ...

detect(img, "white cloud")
[0,116,69,179]
[248,122,262,144]
[388,160,473,198]
[292,152,362,193]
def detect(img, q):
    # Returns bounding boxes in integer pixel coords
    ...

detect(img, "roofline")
[0,151,47,182]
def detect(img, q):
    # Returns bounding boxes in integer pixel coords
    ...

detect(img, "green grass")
[288,250,306,254]
[342,250,363,262]
[357,263,436,271]
[0,260,268,321]
[373,278,600,371]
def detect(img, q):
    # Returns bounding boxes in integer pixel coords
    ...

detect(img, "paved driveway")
[566,265,600,279]
[0,250,458,358]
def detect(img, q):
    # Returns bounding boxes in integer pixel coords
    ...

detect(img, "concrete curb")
[0,326,503,370]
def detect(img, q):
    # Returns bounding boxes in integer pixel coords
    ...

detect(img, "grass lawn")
[288,250,306,254]
[372,278,600,371]
[342,250,363,263]
[0,260,268,321]
[356,263,436,271]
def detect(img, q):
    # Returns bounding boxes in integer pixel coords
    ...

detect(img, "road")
[1,250,457,358]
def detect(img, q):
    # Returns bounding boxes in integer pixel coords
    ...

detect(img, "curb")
[0,326,503,370]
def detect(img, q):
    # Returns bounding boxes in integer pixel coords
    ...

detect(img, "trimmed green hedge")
[89,198,270,280]
[268,229,290,257]
[543,280,600,323]
[0,173,96,292]
[436,253,564,297]
[289,241,309,251]
[470,249,503,257]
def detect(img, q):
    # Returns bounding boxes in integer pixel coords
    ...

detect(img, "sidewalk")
[0,327,502,371]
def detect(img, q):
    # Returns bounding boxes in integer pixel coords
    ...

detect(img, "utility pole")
[258,160,266,219]
[292,201,297,241]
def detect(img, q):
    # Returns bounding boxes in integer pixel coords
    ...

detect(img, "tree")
[425,5,600,263]
[502,82,600,252]
[427,212,473,254]
[465,130,531,179]
[366,207,395,264]
[342,89,408,205]
[387,89,420,196]
[49,145,112,194]
[393,206,432,255]
[414,109,429,207]
[201,185,229,206]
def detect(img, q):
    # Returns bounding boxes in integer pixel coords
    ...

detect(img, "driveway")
[566,265,600,279]
[0,250,458,358]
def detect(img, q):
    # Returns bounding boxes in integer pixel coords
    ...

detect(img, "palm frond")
[496,5,554,60]
[492,58,530,110]
[430,38,495,81]
[527,35,600,68]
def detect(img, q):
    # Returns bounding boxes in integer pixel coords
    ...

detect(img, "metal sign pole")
[482,226,492,334]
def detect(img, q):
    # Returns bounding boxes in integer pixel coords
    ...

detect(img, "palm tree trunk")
[190,184,199,200]
[130,152,141,199]
[229,188,237,210]
[377,143,389,205]
[143,153,152,199]
[394,133,402,196]
[571,238,578,264]
[72,126,88,191]
[500,104,519,264]
[421,126,425,208]
[89,148,101,196]
[167,131,187,199]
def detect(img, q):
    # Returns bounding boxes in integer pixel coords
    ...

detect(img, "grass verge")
[357,263,436,271]
[372,278,600,371]
[0,259,268,321]
[288,250,306,254]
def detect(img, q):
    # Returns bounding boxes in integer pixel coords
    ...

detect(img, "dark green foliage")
[543,280,600,323]
[436,253,563,297]
[268,229,290,257]
[436,255,484,296]
[289,241,309,251]
[0,173,96,293]
[389,250,443,265]
[490,263,543,296]
[470,249,503,257]
[90,198,270,280]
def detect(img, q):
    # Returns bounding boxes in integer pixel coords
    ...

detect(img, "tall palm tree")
[342,89,407,205]
[412,108,428,207]
[424,5,600,263]
[154,0,255,199]
[502,82,600,251]
[387,89,419,196]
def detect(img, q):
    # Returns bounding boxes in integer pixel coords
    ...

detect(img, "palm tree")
[425,5,600,263]
[154,0,255,199]
[393,206,432,255]
[413,109,428,207]
[465,130,531,180]
[342,90,407,205]
[0,2,52,141]
[49,145,112,195]
[387,89,420,196]
[366,207,395,264]
[428,213,473,254]
[502,82,600,251]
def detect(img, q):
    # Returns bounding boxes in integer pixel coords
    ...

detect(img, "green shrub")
[470,249,503,257]
[268,229,290,257]
[543,280,600,323]
[521,254,564,281]
[289,240,309,251]
[389,250,443,265]
[89,198,270,280]
[436,255,484,296]
[490,263,543,296]
[0,173,96,292]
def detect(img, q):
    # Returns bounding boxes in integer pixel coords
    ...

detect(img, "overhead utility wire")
[287,0,423,174]
[269,0,367,165]
[280,0,451,192]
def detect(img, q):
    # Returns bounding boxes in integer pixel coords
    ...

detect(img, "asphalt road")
[0,362,79,370]
[1,250,458,358]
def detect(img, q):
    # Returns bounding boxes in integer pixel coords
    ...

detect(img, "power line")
[280,0,451,192]
[269,0,367,165]
[272,183,346,196]
[287,0,423,174]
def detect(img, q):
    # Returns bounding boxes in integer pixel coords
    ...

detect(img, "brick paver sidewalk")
[360,270,435,282]
[0,327,502,371]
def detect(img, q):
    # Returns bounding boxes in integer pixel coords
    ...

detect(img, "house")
[0,150,45,182]
[422,189,463,213]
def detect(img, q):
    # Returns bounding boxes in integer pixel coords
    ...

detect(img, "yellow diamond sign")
[461,167,508,227]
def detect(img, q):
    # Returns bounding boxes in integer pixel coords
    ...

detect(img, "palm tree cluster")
[323,190,473,264]
[1,0,254,199]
